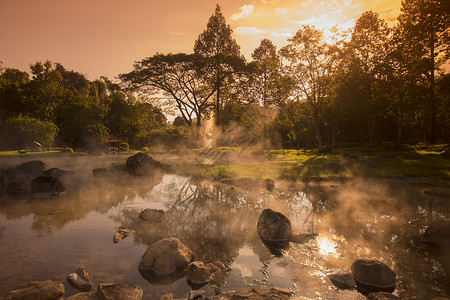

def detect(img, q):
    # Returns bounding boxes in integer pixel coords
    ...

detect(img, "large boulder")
[423,221,450,247]
[257,209,292,242]
[30,175,65,197]
[186,261,225,286]
[126,153,162,176]
[351,259,396,295]
[3,280,64,300]
[138,237,195,276]
[67,267,93,292]
[6,179,31,196]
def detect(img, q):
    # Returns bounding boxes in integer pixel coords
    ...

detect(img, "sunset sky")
[0,0,401,80]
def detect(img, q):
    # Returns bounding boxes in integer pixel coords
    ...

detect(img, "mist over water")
[0,155,449,299]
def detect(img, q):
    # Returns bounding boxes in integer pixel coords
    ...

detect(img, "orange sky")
[0,0,401,80]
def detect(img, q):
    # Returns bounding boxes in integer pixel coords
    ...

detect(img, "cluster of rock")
[2,270,143,300]
[0,160,69,198]
[92,152,162,179]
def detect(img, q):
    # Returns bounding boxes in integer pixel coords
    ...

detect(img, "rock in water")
[3,280,64,300]
[126,152,162,175]
[263,179,275,192]
[138,237,195,276]
[5,160,45,180]
[257,208,292,242]
[30,175,65,197]
[138,208,165,223]
[113,229,134,244]
[67,267,93,292]
[96,283,143,300]
[351,259,396,295]
[328,273,356,290]
[186,261,225,285]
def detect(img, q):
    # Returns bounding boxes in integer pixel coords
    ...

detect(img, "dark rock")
[263,179,274,192]
[138,208,165,223]
[403,151,422,159]
[138,237,195,276]
[30,175,65,197]
[259,237,289,257]
[5,160,45,180]
[113,229,134,244]
[367,292,401,299]
[186,261,224,285]
[96,283,143,300]
[351,259,396,295]
[3,280,64,300]
[423,221,450,247]
[93,168,109,178]
[139,267,186,285]
[126,152,162,175]
[321,162,347,174]
[440,149,450,159]
[328,273,356,289]
[43,168,72,178]
[67,267,93,292]
[257,208,292,242]
[6,180,31,195]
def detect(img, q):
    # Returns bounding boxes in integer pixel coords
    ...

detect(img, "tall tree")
[194,4,244,124]
[397,0,450,143]
[349,11,391,144]
[250,39,283,107]
[120,53,216,127]
[280,25,339,151]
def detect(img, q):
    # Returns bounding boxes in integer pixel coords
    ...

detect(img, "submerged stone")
[138,208,165,223]
[3,280,64,300]
[186,261,224,285]
[113,229,134,244]
[96,283,143,300]
[367,292,401,299]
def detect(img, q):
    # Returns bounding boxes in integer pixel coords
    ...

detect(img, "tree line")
[1,0,449,151]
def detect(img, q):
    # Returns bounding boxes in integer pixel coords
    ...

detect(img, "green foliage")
[0,115,58,149]
[119,142,130,151]
[147,126,193,150]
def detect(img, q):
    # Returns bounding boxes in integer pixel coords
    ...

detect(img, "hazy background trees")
[1,0,449,151]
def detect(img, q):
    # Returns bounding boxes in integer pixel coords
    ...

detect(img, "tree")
[0,68,30,119]
[397,0,450,143]
[120,53,216,127]
[280,25,339,151]
[0,115,58,149]
[194,4,244,124]
[250,39,284,107]
[348,11,392,144]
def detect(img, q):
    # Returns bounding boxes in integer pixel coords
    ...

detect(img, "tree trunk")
[429,27,436,144]
[312,109,323,152]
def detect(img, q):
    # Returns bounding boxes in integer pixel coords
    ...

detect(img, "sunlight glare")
[318,237,337,255]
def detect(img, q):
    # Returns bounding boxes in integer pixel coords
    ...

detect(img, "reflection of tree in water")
[1,173,164,235]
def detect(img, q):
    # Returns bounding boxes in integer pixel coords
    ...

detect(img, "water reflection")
[0,162,449,299]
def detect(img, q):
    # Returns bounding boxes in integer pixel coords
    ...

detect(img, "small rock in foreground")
[3,280,64,300]
[328,273,356,290]
[113,229,134,244]
[67,267,93,292]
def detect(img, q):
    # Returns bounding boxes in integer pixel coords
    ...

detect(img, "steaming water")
[0,156,449,299]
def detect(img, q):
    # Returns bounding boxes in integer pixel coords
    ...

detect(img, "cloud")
[234,26,267,36]
[231,4,254,20]
[275,7,288,16]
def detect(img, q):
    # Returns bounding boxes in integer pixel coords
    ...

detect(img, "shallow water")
[0,156,449,299]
